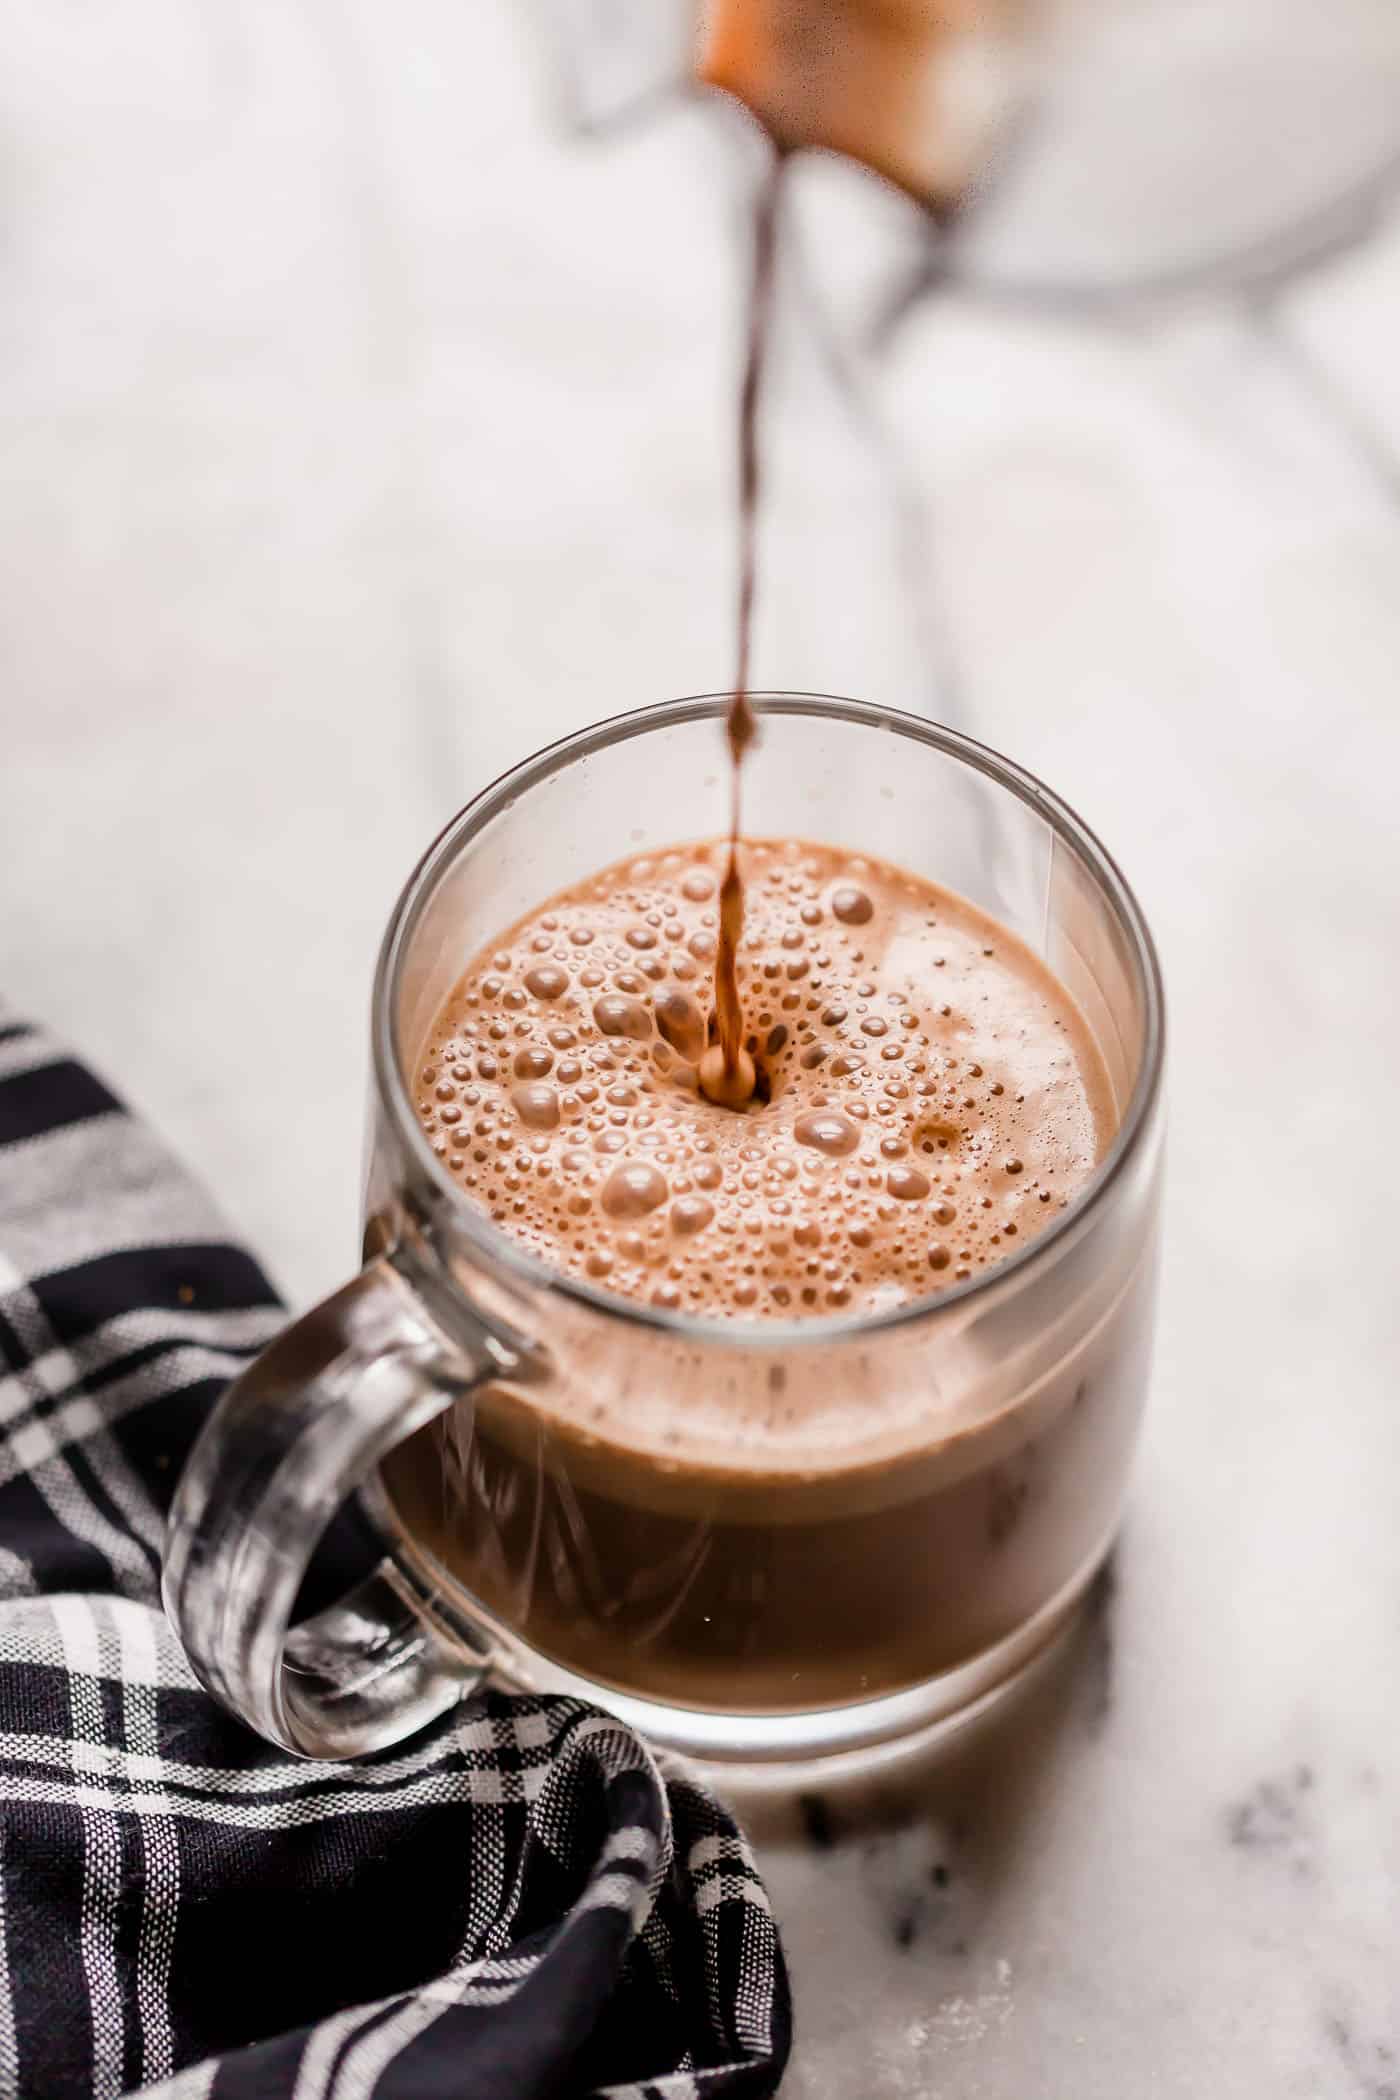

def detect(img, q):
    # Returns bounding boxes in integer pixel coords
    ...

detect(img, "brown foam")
[411,837,1114,1323]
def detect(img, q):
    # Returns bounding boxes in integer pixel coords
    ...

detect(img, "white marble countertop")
[4,6,1398,2093]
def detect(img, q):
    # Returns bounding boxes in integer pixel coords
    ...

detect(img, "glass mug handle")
[162,1257,510,1759]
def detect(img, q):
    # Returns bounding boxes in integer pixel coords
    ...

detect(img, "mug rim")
[372,693,1165,1348]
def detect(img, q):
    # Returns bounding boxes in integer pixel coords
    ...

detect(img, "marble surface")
[3,6,1398,2093]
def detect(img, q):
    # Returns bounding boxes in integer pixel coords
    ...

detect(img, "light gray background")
[4,5,1398,2093]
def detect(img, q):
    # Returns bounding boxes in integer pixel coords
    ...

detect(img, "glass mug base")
[380,1494,1114,1778]
[162,697,1164,1764]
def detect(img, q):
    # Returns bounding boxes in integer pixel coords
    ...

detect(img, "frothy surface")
[412,839,1114,1320]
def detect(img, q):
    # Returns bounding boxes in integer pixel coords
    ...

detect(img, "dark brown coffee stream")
[703,152,785,1112]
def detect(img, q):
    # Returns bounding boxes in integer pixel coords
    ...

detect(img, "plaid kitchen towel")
[0,1009,790,2100]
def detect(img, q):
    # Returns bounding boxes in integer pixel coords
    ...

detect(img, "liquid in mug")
[383,836,1154,1712]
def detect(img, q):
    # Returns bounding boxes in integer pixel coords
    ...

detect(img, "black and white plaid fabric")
[0,1009,790,2099]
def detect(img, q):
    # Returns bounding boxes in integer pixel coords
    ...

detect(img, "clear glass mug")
[163,696,1164,1767]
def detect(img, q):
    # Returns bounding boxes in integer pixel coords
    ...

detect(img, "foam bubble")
[524,964,569,1001]
[601,1162,670,1219]
[831,885,873,925]
[794,1110,860,1158]
[593,994,652,1041]
[511,1083,560,1130]
[655,988,707,1064]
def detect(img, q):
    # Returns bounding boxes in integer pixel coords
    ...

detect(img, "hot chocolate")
[381,834,1150,1714]
[407,837,1109,1318]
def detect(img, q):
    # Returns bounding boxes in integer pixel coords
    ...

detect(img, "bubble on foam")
[671,1194,715,1234]
[832,885,873,925]
[654,988,707,1064]
[601,1162,669,1219]
[523,964,569,1000]
[593,994,651,1041]
[794,1110,860,1158]
[886,1166,930,1201]
[511,1082,560,1131]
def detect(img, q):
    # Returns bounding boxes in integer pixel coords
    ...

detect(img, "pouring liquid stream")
[699,152,785,1112]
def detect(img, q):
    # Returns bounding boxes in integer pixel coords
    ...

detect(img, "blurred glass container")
[538,0,1400,301]
[697,0,1031,219]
